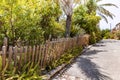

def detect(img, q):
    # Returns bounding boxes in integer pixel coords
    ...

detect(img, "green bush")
[103,32,111,39]
[70,25,86,37]
[89,32,96,44]
[0,61,42,80]
[116,31,120,40]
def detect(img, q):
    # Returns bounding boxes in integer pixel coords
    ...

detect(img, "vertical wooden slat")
[24,46,27,64]
[28,46,32,62]
[42,45,47,68]
[35,45,39,63]
[45,44,49,65]
[47,44,51,65]
[19,46,23,69]
[38,45,41,65]
[2,46,7,69]
[40,45,44,68]
[55,43,58,60]
[49,43,53,63]
[13,46,17,67]
[51,43,55,61]
[32,46,36,63]
[8,46,13,68]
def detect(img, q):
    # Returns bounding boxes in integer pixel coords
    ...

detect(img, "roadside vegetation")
[0,0,117,79]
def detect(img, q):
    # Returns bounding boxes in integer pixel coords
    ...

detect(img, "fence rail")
[0,34,90,71]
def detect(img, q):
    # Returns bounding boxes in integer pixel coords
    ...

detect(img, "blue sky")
[99,0,120,30]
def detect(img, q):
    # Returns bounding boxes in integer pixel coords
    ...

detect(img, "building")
[112,23,120,33]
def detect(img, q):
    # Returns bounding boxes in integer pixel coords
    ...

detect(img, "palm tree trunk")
[65,15,72,37]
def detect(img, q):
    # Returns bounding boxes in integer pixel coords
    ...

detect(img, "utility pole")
[110,23,112,33]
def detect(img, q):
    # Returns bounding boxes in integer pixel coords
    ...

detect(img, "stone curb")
[42,45,92,80]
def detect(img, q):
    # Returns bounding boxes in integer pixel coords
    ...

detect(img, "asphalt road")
[53,39,120,80]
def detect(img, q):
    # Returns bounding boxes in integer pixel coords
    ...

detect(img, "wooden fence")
[0,34,90,71]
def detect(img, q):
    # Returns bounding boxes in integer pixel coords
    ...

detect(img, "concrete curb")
[42,45,92,80]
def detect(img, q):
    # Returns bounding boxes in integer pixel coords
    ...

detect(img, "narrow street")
[53,39,120,80]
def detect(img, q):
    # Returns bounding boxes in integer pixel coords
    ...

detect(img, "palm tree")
[59,0,73,37]
[86,0,118,23]
[59,0,80,37]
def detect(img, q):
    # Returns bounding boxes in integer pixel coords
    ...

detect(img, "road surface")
[53,39,120,80]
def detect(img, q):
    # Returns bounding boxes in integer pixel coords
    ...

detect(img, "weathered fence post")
[13,46,17,67]
[8,46,13,69]
[3,37,8,46]
[2,46,7,69]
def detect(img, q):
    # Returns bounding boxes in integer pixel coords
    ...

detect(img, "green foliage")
[86,0,117,23]
[89,32,96,44]
[70,25,86,37]
[38,0,63,40]
[0,0,64,45]
[73,5,101,44]
[86,0,97,14]
[116,31,120,40]
[104,32,111,39]
[0,0,44,45]
[102,32,115,39]
[101,29,111,39]
[0,62,42,80]
[73,5,101,34]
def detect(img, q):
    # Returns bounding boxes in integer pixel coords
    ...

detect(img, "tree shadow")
[53,40,113,80]
[93,44,106,47]
[76,57,112,80]
[82,49,107,56]
[102,39,118,43]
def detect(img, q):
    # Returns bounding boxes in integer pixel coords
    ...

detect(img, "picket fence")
[0,34,89,71]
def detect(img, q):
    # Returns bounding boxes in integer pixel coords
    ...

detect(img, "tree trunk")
[65,15,72,37]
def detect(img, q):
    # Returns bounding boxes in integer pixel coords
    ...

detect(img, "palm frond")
[96,0,102,3]
[97,6,115,19]
[97,13,108,23]
[100,3,118,8]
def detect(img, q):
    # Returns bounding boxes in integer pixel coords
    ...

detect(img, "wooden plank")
[24,46,28,64]
[42,45,46,68]
[40,45,43,68]
[47,43,52,64]
[35,45,39,63]
[47,43,51,64]
[43,44,48,66]
[28,46,32,62]
[32,46,36,63]
[54,43,57,60]
[38,45,41,65]
[3,37,8,49]
[2,46,7,69]
[8,46,13,69]
[13,46,17,67]
[19,46,23,69]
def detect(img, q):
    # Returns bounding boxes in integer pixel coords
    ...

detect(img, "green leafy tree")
[73,5,101,44]
[38,0,64,40]
[0,0,44,46]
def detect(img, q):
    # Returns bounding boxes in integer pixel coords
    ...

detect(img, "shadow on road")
[82,49,107,56]
[76,57,112,80]
[76,43,112,80]
[93,44,106,47]
[53,40,113,80]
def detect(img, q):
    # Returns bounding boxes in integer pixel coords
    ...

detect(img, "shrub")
[0,62,42,80]
[89,32,96,44]
[116,31,120,40]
